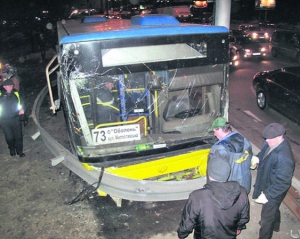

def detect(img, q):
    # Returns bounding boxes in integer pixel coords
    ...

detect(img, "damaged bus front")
[45,15,230,204]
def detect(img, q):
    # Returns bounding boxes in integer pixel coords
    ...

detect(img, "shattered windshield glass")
[60,38,226,158]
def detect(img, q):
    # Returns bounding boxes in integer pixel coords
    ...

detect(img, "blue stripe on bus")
[82,16,107,23]
[131,15,180,25]
[60,25,229,44]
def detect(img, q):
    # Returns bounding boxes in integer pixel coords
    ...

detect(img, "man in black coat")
[0,79,26,157]
[177,145,250,239]
[96,78,119,124]
[252,123,295,239]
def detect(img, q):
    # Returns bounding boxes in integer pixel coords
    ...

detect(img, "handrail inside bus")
[45,53,60,114]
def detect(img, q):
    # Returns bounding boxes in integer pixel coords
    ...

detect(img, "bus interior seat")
[163,95,190,122]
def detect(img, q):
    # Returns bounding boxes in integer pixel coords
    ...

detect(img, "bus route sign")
[92,124,141,145]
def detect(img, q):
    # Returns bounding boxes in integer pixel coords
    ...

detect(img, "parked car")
[236,36,267,59]
[252,66,300,124]
[270,29,300,64]
[238,24,269,42]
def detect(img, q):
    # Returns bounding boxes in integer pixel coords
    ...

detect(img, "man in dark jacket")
[252,123,295,239]
[177,145,250,239]
[209,117,252,194]
[96,78,119,124]
[0,79,26,157]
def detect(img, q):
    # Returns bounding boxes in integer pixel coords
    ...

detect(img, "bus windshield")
[57,16,229,163]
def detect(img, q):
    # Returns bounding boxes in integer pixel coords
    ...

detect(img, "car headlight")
[261,47,266,52]
[232,55,238,61]
[252,33,258,38]
[245,49,251,53]
[264,33,269,38]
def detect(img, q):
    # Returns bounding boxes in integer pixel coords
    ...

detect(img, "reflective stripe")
[235,150,249,163]
[0,91,22,115]
[14,91,22,110]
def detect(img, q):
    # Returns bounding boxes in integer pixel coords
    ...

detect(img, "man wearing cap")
[177,145,249,239]
[0,64,21,92]
[96,77,119,124]
[0,79,26,157]
[252,123,295,239]
[209,117,252,194]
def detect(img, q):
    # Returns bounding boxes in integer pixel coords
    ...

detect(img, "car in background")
[230,29,249,38]
[157,6,193,22]
[238,24,250,35]
[69,9,100,19]
[229,35,243,54]
[229,35,242,68]
[238,24,269,42]
[252,67,300,124]
[120,6,140,19]
[236,36,267,59]
[229,46,240,69]
[106,8,121,19]
[270,30,300,64]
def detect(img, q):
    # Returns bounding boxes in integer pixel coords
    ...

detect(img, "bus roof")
[58,15,229,45]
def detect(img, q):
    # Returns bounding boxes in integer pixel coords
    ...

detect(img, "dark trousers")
[1,117,23,154]
[259,201,281,239]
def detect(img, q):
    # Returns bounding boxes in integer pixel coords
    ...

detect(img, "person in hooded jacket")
[0,79,26,157]
[209,117,252,194]
[177,145,250,239]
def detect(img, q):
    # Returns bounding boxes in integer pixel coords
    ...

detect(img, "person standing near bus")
[209,117,253,194]
[252,123,295,239]
[177,145,250,239]
[0,79,26,157]
[0,64,21,92]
